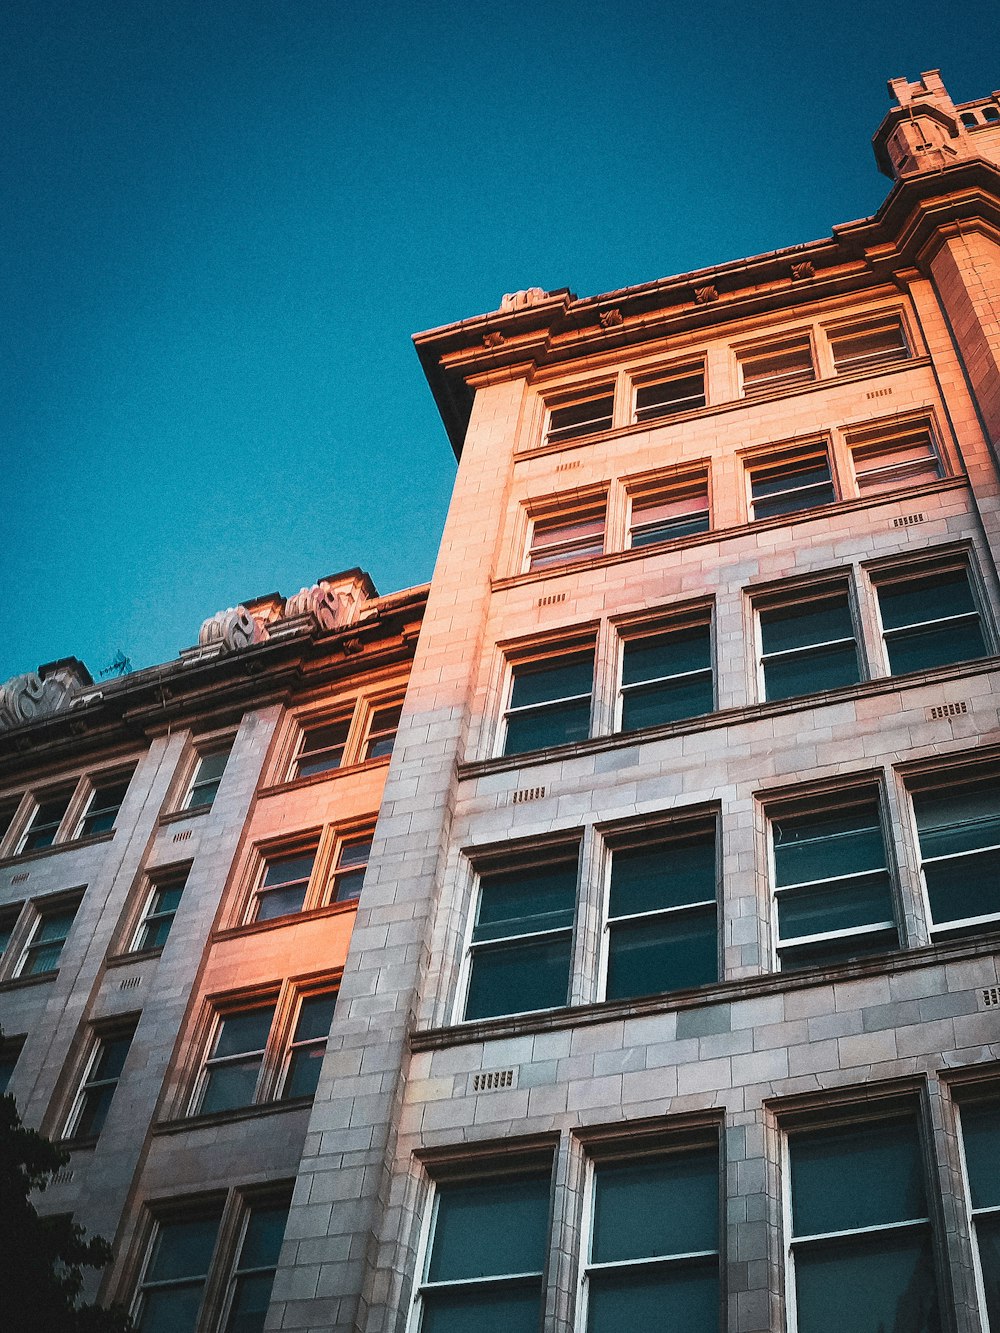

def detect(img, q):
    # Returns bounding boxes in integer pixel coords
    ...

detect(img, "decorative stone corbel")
[599,308,624,329]
[197,606,268,653]
[500,288,547,312]
[694,285,719,305]
[791,261,815,281]
[0,672,72,729]
[483,331,506,349]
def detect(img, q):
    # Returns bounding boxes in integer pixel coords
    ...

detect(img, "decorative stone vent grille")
[173,830,193,843]
[555,460,581,472]
[512,786,546,804]
[11,872,29,885]
[51,1168,75,1185]
[893,512,926,527]
[120,975,142,991]
[928,701,968,720]
[537,593,566,608]
[470,1069,517,1093]
[982,986,1000,1008]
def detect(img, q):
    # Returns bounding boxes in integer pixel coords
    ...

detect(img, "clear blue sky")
[1,1,997,681]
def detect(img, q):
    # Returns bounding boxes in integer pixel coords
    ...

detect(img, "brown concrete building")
[3,66,1000,1333]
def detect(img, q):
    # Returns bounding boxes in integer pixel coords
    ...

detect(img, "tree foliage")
[0,1090,134,1333]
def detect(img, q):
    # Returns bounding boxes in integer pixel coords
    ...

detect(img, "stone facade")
[1,67,1000,1333]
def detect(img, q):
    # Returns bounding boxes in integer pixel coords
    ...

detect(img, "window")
[78,771,133,837]
[0,906,20,962]
[633,365,705,423]
[582,1145,720,1332]
[770,795,898,970]
[912,773,1000,938]
[628,474,710,548]
[958,1098,1000,1331]
[502,650,594,756]
[0,1037,24,1093]
[604,827,717,1001]
[849,420,942,495]
[17,790,72,854]
[329,832,372,904]
[134,1209,223,1332]
[280,992,337,1100]
[619,619,713,731]
[526,508,606,571]
[829,316,909,374]
[0,796,21,850]
[15,899,79,977]
[193,987,336,1116]
[748,446,835,521]
[545,387,614,445]
[221,1198,290,1333]
[362,701,402,761]
[64,1024,136,1141]
[985,106,1000,123]
[132,868,188,953]
[961,111,980,128]
[758,588,860,701]
[290,719,350,779]
[787,1116,942,1333]
[739,335,815,396]
[195,1004,276,1115]
[250,846,317,923]
[874,564,988,676]
[464,853,578,1020]
[184,745,232,810]
[414,1172,550,1333]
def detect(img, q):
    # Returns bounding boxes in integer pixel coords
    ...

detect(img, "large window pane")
[588,1264,718,1333]
[794,1230,939,1333]
[224,1200,290,1333]
[620,625,713,731]
[760,595,859,702]
[465,935,572,1020]
[913,777,1000,934]
[504,655,594,756]
[138,1212,221,1333]
[878,568,987,676]
[960,1101,1000,1332]
[199,1006,275,1114]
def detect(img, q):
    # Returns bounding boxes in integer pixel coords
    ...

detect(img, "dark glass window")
[913,776,1000,937]
[197,1006,275,1115]
[185,747,232,810]
[133,870,188,952]
[252,848,317,922]
[620,623,713,731]
[772,798,897,970]
[281,992,337,1100]
[759,591,860,701]
[960,1100,1000,1332]
[0,797,20,846]
[546,391,614,445]
[19,792,72,853]
[223,1199,291,1333]
[633,368,705,423]
[629,476,710,547]
[79,772,133,837]
[788,1118,941,1333]
[136,1211,222,1333]
[464,858,577,1020]
[830,317,909,374]
[417,1174,550,1333]
[330,834,372,903]
[66,1027,136,1140]
[18,902,78,976]
[292,720,350,779]
[876,567,988,676]
[0,908,19,962]
[585,1147,719,1333]
[0,1037,24,1094]
[740,337,815,396]
[527,510,605,570]
[503,653,593,756]
[749,449,835,520]
[605,830,717,1001]
[363,703,402,761]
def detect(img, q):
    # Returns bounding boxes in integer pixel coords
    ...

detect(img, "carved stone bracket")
[284,579,367,632]
[500,288,547,312]
[791,261,815,281]
[694,285,719,305]
[0,672,71,730]
[482,331,506,349]
[198,606,269,654]
[599,308,623,329]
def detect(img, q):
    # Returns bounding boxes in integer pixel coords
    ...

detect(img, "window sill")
[0,830,114,869]
[157,803,213,827]
[154,1096,314,1136]
[214,899,358,942]
[492,475,967,592]
[410,929,1000,1052]
[55,1135,99,1153]
[515,355,932,463]
[0,970,58,993]
[257,753,391,799]
[105,947,163,969]
[459,654,1000,780]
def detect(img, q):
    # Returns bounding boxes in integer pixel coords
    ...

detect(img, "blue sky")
[1,1,997,682]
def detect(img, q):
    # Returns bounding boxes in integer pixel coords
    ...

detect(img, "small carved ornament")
[791,262,815,281]
[483,331,506,349]
[499,288,547,312]
[0,672,72,730]
[599,308,623,329]
[694,285,719,304]
[198,606,268,653]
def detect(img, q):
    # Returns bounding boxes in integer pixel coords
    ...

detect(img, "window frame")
[62,1019,138,1143]
[744,441,838,523]
[543,383,616,447]
[736,331,817,398]
[754,577,864,704]
[276,988,339,1102]
[245,839,322,925]
[954,1088,1000,1333]
[764,783,901,972]
[497,638,597,759]
[458,842,581,1023]
[277,690,405,786]
[869,552,992,681]
[287,715,352,781]
[630,361,707,424]
[15,787,76,855]
[598,815,720,1003]
[826,311,911,376]
[75,767,135,839]
[523,499,608,573]
[182,743,234,812]
[13,893,82,979]
[846,416,944,497]
[128,864,190,955]
[625,468,711,550]
[615,608,715,734]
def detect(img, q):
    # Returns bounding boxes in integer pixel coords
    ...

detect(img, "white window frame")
[524,503,607,572]
[15,788,75,855]
[630,362,706,424]
[246,840,322,925]
[745,443,837,523]
[75,769,134,839]
[754,580,862,704]
[13,896,80,979]
[625,469,711,550]
[846,417,943,497]
[827,312,910,375]
[183,743,233,811]
[497,644,596,759]
[129,866,189,954]
[287,715,352,781]
[276,988,338,1101]
[63,1022,136,1141]
[543,384,616,447]
[615,612,714,734]
[908,769,1000,940]
[955,1094,1000,1333]
[737,332,816,398]
[869,555,991,680]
